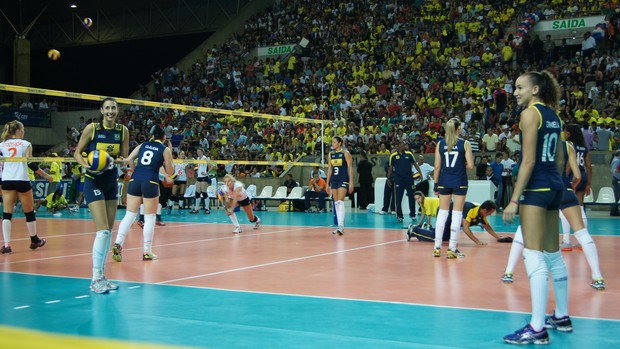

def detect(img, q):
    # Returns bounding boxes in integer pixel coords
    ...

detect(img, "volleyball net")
[0,83,329,174]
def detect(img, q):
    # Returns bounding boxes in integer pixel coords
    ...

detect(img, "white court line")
[159,239,404,284]
[13,305,30,310]
[44,300,61,304]
[74,295,90,299]
[0,225,318,266]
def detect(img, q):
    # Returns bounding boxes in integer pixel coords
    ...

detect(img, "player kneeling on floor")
[407,200,511,245]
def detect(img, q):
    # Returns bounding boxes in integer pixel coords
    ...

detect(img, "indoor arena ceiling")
[0,0,252,48]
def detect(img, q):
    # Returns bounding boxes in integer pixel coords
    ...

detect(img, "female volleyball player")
[170,150,188,213]
[112,126,173,262]
[325,136,353,235]
[74,97,129,294]
[221,174,260,234]
[502,71,569,345]
[189,148,212,214]
[0,121,52,254]
[432,118,473,258]
[502,139,605,291]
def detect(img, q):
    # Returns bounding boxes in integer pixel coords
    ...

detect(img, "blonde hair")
[2,120,23,141]
[444,118,461,150]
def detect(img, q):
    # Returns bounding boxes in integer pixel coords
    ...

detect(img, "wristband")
[510,199,519,205]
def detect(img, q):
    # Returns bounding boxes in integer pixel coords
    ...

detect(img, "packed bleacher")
[25,0,620,178]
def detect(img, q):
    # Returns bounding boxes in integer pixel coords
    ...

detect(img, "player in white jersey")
[190,149,212,214]
[0,121,52,254]
[171,150,188,212]
[221,174,260,233]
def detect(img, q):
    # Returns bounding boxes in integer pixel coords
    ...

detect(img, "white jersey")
[174,162,187,181]
[196,155,209,178]
[0,138,31,181]
[221,181,247,201]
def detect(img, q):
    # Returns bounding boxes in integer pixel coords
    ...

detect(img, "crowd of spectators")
[31,0,620,178]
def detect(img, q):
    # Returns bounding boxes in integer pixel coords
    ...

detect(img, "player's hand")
[476,241,487,245]
[502,202,518,224]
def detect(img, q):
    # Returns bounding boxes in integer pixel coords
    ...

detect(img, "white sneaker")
[53,212,62,217]
[233,226,242,234]
[378,211,387,215]
[253,216,261,229]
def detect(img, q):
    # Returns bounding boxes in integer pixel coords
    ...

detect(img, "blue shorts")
[127,179,160,199]
[560,189,580,210]
[83,169,118,203]
[574,177,588,192]
[520,189,563,210]
[330,178,349,190]
[437,185,468,196]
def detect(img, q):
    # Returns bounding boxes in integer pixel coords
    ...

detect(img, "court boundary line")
[2,270,618,323]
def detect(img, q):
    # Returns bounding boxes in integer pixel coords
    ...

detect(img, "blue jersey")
[131,141,167,183]
[523,103,564,191]
[437,138,468,188]
[88,122,124,156]
[561,141,588,190]
[329,149,349,183]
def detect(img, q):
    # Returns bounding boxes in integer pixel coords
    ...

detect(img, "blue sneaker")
[504,324,550,345]
[545,312,573,332]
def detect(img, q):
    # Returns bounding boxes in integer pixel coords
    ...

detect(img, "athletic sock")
[523,248,548,332]
[92,229,111,280]
[115,211,137,246]
[544,250,569,318]
[335,200,345,228]
[504,226,524,274]
[229,213,239,227]
[448,210,462,250]
[2,219,11,247]
[143,214,156,253]
[434,209,449,249]
[574,228,603,279]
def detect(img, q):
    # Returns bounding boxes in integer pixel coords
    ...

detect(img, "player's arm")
[74,123,94,169]
[584,151,592,195]
[26,145,52,182]
[462,219,486,245]
[345,150,354,194]
[566,142,581,189]
[433,144,441,191]
[123,144,142,171]
[325,153,332,195]
[120,125,130,159]
[481,221,501,241]
[463,140,474,170]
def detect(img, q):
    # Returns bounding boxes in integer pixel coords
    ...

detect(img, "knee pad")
[3,212,13,220]
[195,193,201,199]
[201,192,209,199]
[25,211,36,222]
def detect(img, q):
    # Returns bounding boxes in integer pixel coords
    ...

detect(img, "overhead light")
[70,3,77,8]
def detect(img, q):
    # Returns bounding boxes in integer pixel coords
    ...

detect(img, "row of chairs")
[584,187,619,205]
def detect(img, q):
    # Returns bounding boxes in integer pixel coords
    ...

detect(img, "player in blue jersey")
[502,139,605,291]
[326,136,353,235]
[560,123,592,250]
[112,126,173,262]
[74,97,129,294]
[432,118,473,258]
[502,71,570,345]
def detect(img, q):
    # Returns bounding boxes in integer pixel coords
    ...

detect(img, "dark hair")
[522,71,561,110]
[480,200,497,211]
[564,123,586,148]
[152,125,165,140]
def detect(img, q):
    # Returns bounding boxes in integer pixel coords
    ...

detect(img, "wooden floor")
[1,207,619,348]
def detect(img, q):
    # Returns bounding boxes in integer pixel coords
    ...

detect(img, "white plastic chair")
[271,186,288,200]
[253,185,273,211]
[595,187,615,204]
[246,184,257,200]
[287,187,303,199]
[184,184,196,208]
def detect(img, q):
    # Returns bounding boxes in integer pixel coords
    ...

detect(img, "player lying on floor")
[407,200,512,244]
